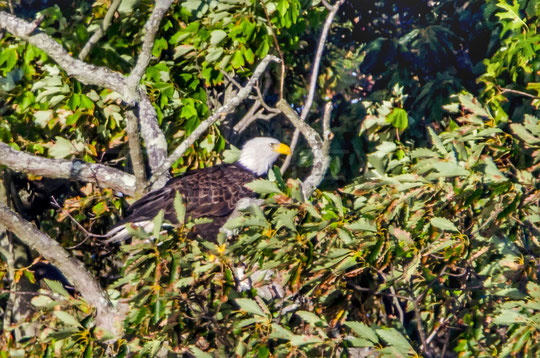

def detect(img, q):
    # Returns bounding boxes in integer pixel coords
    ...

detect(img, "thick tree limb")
[0,11,128,98]
[281,0,344,172]
[0,143,136,195]
[78,0,123,60]
[149,55,281,185]
[138,90,170,189]
[0,204,122,337]
[125,111,147,197]
[277,100,332,198]
[123,0,175,184]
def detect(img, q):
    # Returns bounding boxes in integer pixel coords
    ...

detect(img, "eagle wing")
[112,164,256,240]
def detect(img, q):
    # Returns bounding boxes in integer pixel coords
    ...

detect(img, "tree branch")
[280,0,344,172]
[0,142,136,195]
[0,204,122,337]
[149,54,281,185]
[277,99,332,198]
[138,90,170,189]
[125,110,147,196]
[125,0,175,101]
[78,0,123,60]
[0,11,128,99]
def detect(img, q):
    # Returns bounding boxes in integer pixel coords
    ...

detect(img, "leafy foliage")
[1,0,539,357]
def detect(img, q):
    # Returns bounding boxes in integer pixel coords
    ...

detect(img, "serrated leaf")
[296,311,326,326]
[270,323,293,339]
[493,310,528,325]
[430,217,459,232]
[235,298,268,317]
[244,179,282,194]
[376,328,413,353]
[44,279,70,297]
[289,334,323,346]
[345,220,377,232]
[152,209,164,238]
[53,311,82,327]
[428,127,448,155]
[345,321,379,343]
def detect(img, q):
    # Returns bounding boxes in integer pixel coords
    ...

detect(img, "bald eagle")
[105,137,291,243]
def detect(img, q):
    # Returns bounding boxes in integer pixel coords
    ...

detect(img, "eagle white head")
[238,137,291,176]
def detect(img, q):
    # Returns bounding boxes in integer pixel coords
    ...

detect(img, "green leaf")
[345,220,377,232]
[244,179,282,194]
[34,110,53,128]
[31,295,54,307]
[174,192,186,225]
[289,334,323,346]
[48,137,77,159]
[152,209,164,238]
[376,328,413,353]
[430,217,459,232]
[345,321,379,343]
[44,279,70,297]
[386,108,408,130]
[210,30,227,45]
[296,311,326,326]
[493,310,528,325]
[231,50,245,68]
[53,311,82,327]
[235,298,268,317]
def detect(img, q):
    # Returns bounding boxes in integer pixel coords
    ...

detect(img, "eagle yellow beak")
[274,143,292,155]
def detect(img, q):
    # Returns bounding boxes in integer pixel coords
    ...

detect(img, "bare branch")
[125,111,147,196]
[78,0,123,60]
[499,87,540,99]
[125,0,175,101]
[0,204,123,337]
[259,0,285,99]
[0,11,128,99]
[277,99,332,198]
[0,142,136,195]
[149,55,281,185]
[281,0,344,172]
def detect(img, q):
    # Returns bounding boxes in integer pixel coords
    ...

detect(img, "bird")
[105,137,291,243]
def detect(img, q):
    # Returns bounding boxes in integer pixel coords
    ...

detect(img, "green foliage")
[1,0,539,357]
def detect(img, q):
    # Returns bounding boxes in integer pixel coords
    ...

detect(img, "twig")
[412,295,431,357]
[0,203,123,337]
[348,282,413,301]
[78,0,122,60]
[0,289,62,300]
[50,196,110,242]
[500,87,540,99]
[389,286,405,325]
[148,55,281,186]
[281,0,344,173]
[125,110,147,196]
[0,142,136,195]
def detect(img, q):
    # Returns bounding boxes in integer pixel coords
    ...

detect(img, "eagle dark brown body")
[112,163,258,241]
[106,137,291,243]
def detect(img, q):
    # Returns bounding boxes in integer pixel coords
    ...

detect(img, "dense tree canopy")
[0,0,538,357]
